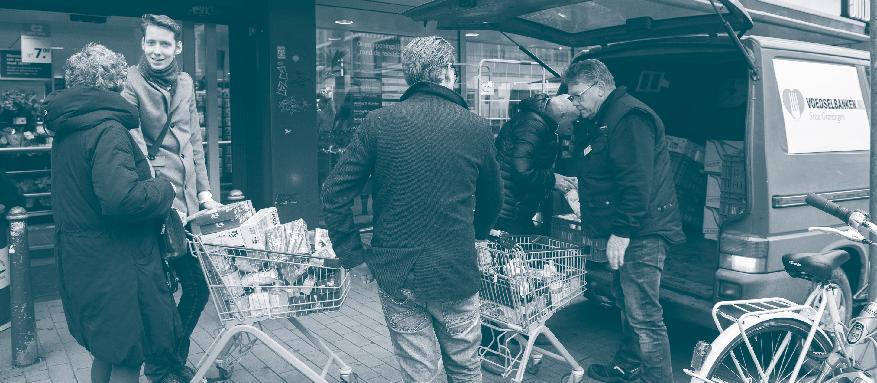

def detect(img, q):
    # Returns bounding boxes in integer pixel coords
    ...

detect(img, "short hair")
[563,59,615,89]
[141,14,182,41]
[64,43,128,92]
[401,36,455,86]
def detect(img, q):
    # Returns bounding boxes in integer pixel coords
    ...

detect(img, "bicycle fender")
[738,311,833,350]
[690,313,835,383]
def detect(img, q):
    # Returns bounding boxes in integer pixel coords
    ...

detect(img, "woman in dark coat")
[46,43,184,383]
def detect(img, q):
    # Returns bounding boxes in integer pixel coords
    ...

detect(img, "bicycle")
[685,193,877,383]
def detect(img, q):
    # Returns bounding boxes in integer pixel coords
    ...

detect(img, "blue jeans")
[611,237,674,383]
[378,289,483,383]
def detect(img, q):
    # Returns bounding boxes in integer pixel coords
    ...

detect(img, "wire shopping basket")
[477,235,587,383]
[188,235,356,383]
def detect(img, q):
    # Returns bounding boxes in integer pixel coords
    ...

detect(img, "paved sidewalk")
[1,271,706,383]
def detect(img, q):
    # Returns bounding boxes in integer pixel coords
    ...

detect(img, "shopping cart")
[187,234,356,383]
[477,235,586,383]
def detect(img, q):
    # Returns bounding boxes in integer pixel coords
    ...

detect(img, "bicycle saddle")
[782,250,850,283]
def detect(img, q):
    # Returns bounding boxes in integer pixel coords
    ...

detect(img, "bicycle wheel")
[694,317,834,383]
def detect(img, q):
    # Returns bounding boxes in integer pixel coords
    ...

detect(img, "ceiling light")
[334,19,354,25]
[328,37,342,41]
[558,47,565,50]
[557,12,568,19]
[465,32,479,37]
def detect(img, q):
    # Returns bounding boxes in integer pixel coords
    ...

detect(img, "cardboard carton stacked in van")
[662,136,745,241]
[666,136,706,233]
[703,140,744,240]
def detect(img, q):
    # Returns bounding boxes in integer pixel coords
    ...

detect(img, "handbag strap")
[143,79,174,161]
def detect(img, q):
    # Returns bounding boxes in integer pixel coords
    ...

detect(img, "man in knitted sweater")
[322,36,502,382]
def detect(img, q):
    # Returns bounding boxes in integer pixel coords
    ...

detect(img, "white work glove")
[607,234,631,270]
[198,191,223,210]
[553,173,576,192]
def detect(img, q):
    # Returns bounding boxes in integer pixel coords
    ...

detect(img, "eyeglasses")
[568,82,598,103]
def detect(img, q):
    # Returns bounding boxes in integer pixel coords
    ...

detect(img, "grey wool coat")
[122,66,210,216]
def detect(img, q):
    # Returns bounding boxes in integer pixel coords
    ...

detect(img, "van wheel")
[810,269,852,324]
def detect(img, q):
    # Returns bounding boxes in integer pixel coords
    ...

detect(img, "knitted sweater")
[321,82,502,302]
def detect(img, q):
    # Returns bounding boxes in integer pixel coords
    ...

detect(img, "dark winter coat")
[494,95,560,233]
[46,87,181,368]
[576,87,685,244]
[322,82,502,302]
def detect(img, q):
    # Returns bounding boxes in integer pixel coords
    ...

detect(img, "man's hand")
[201,199,223,210]
[607,234,631,270]
[553,173,577,192]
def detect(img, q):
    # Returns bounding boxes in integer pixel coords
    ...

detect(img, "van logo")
[782,89,806,120]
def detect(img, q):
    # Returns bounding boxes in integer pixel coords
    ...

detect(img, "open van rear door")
[406,0,753,48]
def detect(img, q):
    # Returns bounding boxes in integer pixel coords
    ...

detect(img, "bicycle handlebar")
[805,193,854,223]
[806,193,877,244]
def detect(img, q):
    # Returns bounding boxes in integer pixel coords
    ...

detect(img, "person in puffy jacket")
[46,43,185,383]
[494,93,578,234]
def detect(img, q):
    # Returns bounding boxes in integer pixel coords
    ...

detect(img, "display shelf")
[6,169,50,175]
[27,210,53,217]
[0,78,52,82]
[23,192,51,198]
[0,145,51,153]
[203,140,232,146]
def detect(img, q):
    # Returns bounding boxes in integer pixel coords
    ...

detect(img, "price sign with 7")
[21,35,52,64]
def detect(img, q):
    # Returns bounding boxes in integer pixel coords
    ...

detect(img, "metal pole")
[870,0,877,303]
[227,189,246,203]
[7,206,38,366]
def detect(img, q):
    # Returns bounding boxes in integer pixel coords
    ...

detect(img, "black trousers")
[168,254,210,362]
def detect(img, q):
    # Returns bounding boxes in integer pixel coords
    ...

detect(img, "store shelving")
[1,144,54,252]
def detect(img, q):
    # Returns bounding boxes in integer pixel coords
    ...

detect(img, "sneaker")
[587,363,642,382]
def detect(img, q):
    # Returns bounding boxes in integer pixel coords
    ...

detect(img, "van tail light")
[719,234,768,273]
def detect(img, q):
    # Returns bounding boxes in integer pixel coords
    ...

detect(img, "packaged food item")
[235,258,262,273]
[190,200,256,235]
[300,276,317,295]
[208,252,235,275]
[265,219,311,255]
[240,269,279,286]
[232,294,249,317]
[313,246,336,260]
[314,228,332,251]
[221,272,245,298]
[269,288,290,316]
[201,207,281,249]
[247,290,272,317]
[280,262,310,284]
[563,180,580,218]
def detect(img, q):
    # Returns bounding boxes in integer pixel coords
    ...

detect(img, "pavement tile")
[2,266,713,383]
[46,362,76,383]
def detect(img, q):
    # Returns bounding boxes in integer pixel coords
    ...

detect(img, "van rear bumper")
[714,268,812,303]
[586,266,810,328]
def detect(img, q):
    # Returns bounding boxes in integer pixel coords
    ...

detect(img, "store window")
[316,5,571,230]
[462,34,571,133]
[192,23,235,202]
[0,9,234,250]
